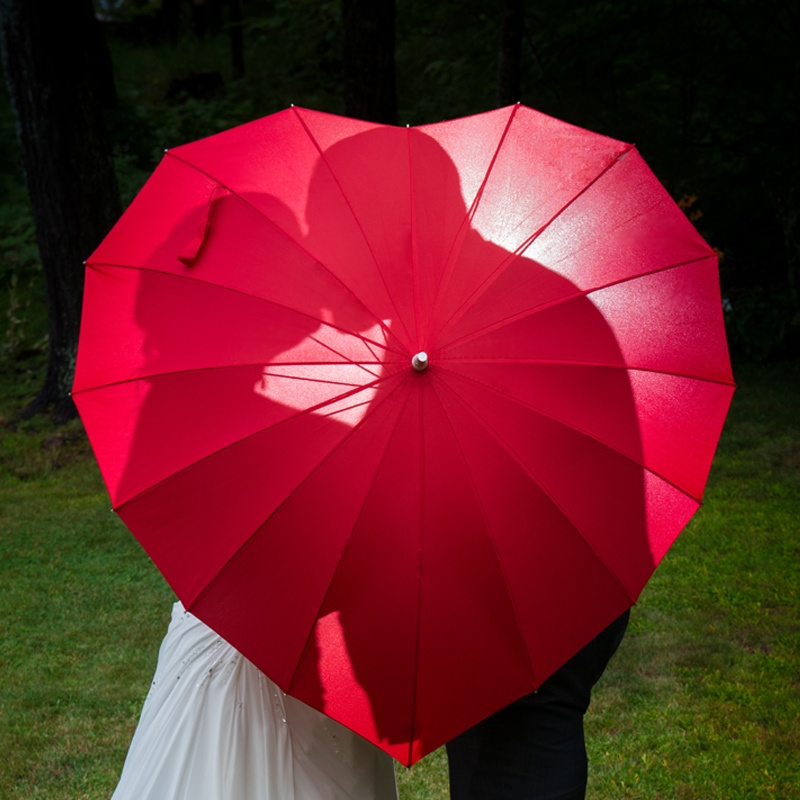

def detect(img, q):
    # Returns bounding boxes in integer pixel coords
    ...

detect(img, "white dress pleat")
[111,602,398,800]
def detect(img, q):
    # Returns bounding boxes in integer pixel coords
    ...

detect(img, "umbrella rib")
[292,382,426,772]
[74,374,379,407]
[239,377,419,760]
[425,376,540,686]
[434,141,638,343]
[261,371,376,388]
[358,336,394,375]
[406,123,422,351]
[316,393,376,418]
[437,252,716,356]
[289,107,416,350]
[83,259,406,362]
[302,328,388,380]
[113,370,406,513]
[186,377,414,666]
[437,359,736,388]
[254,378,416,686]
[404,383,438,763]
[257,371,378,388]
[405,383,427,766]
[72,360,394,398]
[163,148,403,353]
[432,374,638,604]
[271,379,432,763]
[435,363,709,505]
[425,104,521,337]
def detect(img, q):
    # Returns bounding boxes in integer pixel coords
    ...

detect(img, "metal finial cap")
[412,352,429,372]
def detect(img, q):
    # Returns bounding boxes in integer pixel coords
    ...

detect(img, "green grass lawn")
[1,357,798,799]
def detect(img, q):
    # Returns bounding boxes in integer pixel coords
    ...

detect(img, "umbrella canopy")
[73,104,734,765]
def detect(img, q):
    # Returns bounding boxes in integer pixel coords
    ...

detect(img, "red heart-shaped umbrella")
[73,104,734,765]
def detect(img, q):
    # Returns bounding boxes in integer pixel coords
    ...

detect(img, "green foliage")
[4,0,798,380]
[583,360,800,799]
[724,287,799,362]
[1,7,798,793]
[411,1,797,357]
[245,0,344,110]
[0,187,46,361]
[2,340,799,798]
[395,0,497,124]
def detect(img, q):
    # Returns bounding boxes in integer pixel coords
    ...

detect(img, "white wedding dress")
[111,602,398,800]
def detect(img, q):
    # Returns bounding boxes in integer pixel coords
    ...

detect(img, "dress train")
[111,602,398,800]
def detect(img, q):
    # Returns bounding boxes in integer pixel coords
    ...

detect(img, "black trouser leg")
[447,610,629,800]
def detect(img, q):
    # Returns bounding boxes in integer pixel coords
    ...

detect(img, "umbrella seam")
[162,148,403,355]
[406,123,422,353]
[432,375,638,605]
[426,360,737,388]
[433,363,715,506]
[80,259,406,364]
[155,373,415,624]
[435,141,638,343]
[289,106,416,352]
[407,380,426,767]
[112,370,408,512]
[271,379,418,690]
[425,374,540,686]
[230,374,419,765]
[73,363,397,396]
[425,104,521,344]
[316,394,377,419]
[285,377,419,756]
[257,370,381,386]
[436,252,717,355]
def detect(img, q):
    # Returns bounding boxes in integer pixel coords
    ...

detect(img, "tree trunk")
[0,0,121,422]
[496,0,524,107]
[342,0,397,125]
[162,0,183,44]
[229,0,244,80]
[191,0,225,39]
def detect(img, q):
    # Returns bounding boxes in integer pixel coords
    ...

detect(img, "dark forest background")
[1,0,798,421]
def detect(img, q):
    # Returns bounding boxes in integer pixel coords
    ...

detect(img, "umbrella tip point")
[412,352,429,372]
